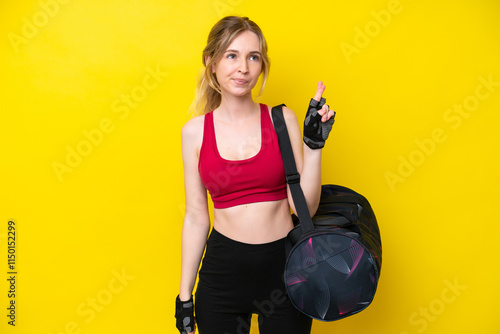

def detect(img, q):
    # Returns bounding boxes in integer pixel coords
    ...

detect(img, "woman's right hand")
[303,81,336,150]
[175,295,196,334]
[178,116,211,333]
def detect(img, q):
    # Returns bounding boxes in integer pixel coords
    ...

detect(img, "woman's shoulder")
[181,114,205,139]
[264,103,298,122]
[280,105,301,138]
[181,114,206,154]
[281,105,298,122]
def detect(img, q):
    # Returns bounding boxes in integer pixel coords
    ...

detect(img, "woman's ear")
[205,55,216,74]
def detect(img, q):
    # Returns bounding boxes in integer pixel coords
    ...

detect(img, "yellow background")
[1,0,499,333]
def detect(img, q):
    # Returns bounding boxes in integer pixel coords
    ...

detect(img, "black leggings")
[195,229,312,334]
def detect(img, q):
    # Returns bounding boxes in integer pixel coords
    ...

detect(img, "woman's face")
[213,30,263,98]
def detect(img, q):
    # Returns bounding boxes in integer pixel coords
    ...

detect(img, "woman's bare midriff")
[213,198,294,244]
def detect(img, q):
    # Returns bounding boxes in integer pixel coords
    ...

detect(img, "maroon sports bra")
[198,103,287,209]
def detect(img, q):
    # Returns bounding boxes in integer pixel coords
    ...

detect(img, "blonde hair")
[189,16,271,116]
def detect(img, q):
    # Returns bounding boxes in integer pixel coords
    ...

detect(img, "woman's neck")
[216,93,259,123]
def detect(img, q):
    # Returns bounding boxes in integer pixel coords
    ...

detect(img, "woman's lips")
[232,79,248,85]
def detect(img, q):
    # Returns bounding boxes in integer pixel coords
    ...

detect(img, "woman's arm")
[283,81,335,217]
[179,116,211,301]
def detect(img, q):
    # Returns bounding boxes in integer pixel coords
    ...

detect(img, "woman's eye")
[227,54,236,59]
[250,55,260,61]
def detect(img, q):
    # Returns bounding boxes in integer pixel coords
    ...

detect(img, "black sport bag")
[272,104,382,321]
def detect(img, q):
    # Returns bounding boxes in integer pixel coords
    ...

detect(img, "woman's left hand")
[303,81,336,149]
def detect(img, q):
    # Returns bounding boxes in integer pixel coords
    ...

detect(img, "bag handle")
[271,104,314,235]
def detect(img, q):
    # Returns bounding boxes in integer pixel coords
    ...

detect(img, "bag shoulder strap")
[271,104,314,234]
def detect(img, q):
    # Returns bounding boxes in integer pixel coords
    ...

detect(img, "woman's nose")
[238,59,248,73]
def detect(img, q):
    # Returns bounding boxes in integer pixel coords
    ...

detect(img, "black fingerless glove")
[175,295,195,334]
[303,97,335,149]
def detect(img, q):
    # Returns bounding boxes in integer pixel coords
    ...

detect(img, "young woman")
[176,16,335,334]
